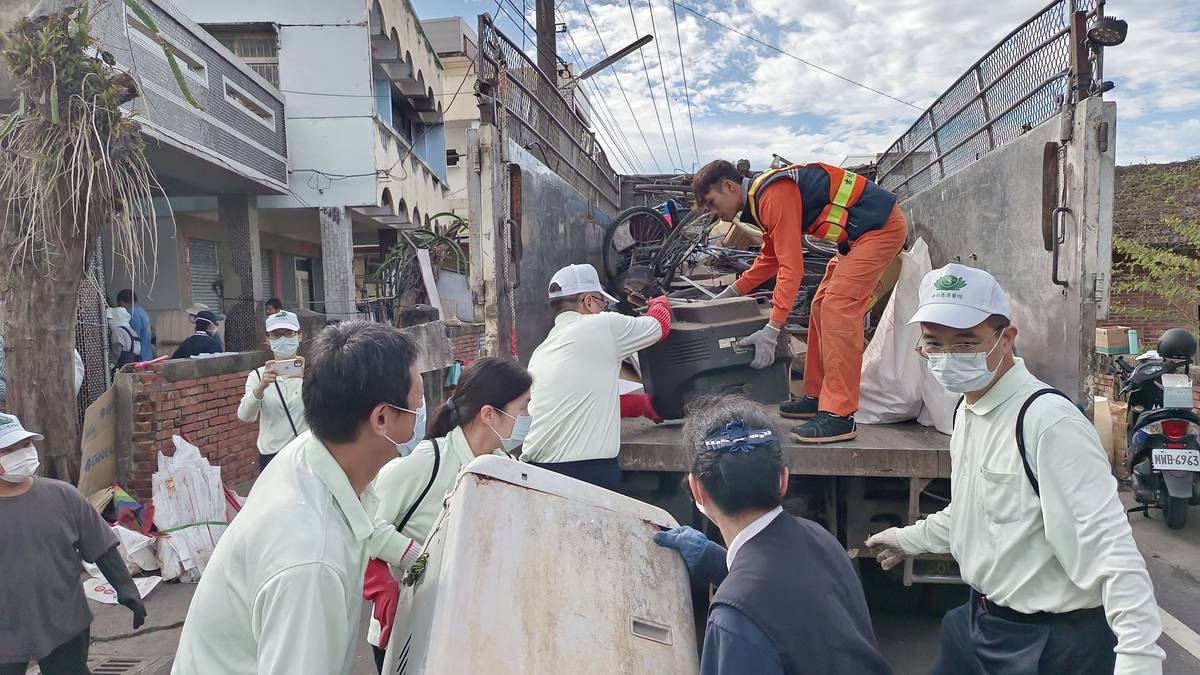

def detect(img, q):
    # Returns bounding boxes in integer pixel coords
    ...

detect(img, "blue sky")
[412,0,1200,173]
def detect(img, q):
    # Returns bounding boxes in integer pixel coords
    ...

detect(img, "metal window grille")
[187,238,222,308]
[478,14,621,215]
[212,29,280,87]
[876,0,1102,198]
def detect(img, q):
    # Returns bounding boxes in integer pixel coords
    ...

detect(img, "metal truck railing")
[478,14,621,215]
[877,0,1105,197]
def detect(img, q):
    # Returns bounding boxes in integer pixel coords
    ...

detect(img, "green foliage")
[1112,216,1200,326]
[120,0,200,109]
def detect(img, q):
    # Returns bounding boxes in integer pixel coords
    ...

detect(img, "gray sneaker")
[779,396,819,419]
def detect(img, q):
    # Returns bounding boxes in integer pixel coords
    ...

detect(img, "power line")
[646,0,687,170]
[580,0,664,173]
[560,19,646,173]
[668,1,699,170]
[627,0,680,171]
[672,2,922,111]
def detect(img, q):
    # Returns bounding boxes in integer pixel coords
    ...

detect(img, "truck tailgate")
[619,416,951,478]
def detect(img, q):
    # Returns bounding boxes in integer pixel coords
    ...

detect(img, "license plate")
[1152,448,1200,471]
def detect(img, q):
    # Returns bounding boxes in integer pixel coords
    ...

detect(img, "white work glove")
[865,527,909,571]
[714,285,742,300]
[739,324,780,369]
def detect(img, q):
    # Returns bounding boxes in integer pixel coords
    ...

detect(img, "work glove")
[864,527,909,571]
[95,546,148,629]
[653,526,711,571]
[714,285,742,300]
[739,324,780,370]
[620,393,663,423]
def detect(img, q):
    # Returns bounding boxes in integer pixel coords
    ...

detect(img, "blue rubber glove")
[653,526,711,570]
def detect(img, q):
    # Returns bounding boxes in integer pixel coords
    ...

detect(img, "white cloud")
[1117,118,1200,164]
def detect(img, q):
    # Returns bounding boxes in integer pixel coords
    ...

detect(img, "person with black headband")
[653,395,890,675]
[363,357,533,672]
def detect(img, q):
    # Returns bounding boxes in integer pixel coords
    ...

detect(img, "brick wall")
[448,325,486,363]
[1106,290,1194,344]
[118,353,268,498]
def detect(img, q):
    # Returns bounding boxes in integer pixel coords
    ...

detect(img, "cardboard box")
[1096,326,1132,354]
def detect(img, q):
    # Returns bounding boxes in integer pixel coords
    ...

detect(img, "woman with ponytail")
[363,356,533,671]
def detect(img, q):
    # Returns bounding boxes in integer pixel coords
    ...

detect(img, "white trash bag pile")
[153,436,229,582]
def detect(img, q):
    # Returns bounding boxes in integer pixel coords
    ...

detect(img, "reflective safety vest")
[743,163,898,245]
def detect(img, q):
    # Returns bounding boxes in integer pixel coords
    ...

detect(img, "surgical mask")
[270,335,300,357]
[695,499,713,523]
[0,445,40,483]
[489,409,532,452]
[385,400,426,457]
[925,337,1004,393]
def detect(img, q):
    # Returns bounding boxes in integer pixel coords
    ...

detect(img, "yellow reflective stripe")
[823,225,845,243]
[825,204,849,225]
[831,171,858,207]
[746,169,781,223]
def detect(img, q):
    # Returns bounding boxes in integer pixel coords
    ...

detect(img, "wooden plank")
[619,416,951,478]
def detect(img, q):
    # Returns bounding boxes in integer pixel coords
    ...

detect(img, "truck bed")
[619,415,952,478]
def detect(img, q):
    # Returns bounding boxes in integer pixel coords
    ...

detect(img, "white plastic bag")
[153,436,228,582]
[83,575,161,604]
[83,525,159,576]
[857,238,933,424]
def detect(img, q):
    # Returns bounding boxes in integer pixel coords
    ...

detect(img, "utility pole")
[535,0,556,83]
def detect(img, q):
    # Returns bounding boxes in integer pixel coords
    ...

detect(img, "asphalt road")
[872,491,1200,674]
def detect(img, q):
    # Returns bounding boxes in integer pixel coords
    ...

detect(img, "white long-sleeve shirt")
[238,367,308,456]
[173,432,401,675]
[897,359,1164,675]
[521,311,663,463]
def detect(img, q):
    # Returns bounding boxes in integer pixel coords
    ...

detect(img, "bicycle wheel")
[654,211,718,288]
[601,206,672,281]
[802,234,840,258]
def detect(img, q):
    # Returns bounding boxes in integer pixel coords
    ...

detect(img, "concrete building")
[1,0,289,374]
[170,0,451,320]
[423,17,478,219]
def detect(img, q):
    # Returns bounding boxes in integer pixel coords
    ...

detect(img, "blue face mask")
[386,400,426,457]
[490,409,532,453]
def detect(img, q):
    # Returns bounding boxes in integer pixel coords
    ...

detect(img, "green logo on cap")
[0,414,15,427]
[934,275,967,292]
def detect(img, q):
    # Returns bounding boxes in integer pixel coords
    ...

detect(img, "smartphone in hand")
[271,356,305,378]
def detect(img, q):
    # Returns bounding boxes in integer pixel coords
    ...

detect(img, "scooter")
[1112,330,1200,529]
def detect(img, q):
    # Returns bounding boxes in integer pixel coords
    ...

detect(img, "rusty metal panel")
[384,456,699,674]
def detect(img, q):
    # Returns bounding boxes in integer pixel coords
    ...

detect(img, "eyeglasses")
[915,330,1002,361]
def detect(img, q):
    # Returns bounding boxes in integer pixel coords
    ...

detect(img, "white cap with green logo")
[908,263,1011,329]
[0,413,43,451]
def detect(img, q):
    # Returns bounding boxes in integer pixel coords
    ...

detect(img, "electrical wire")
[560,18,645,172]
[626,0,680,171]
[672,2,922,111]
[646,0,687,170]
[559,19,646,173]
[668,0,699,170]
[580,0,664,173]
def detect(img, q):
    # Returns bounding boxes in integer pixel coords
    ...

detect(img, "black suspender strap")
[396,439,441,533]
[1014,388,1072,498]
[255,368,300,439]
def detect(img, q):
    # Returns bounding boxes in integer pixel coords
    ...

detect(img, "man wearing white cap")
[239,311,309,471]
[0,414,145,675]
[865,264,1163,675]
[521,263,672,490]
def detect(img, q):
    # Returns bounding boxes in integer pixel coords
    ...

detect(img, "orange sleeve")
[736,180,804,324]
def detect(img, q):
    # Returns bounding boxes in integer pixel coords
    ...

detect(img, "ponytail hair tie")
[446,397,459,423]
[446,397,457,411]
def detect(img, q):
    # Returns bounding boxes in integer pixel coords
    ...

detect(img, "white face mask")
[0,445,40,483]
[925,334,1004,393]
[270,335,300,357]
[489,409,532,452]
[385,400,427,457]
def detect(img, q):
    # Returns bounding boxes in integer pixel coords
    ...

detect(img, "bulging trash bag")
[153,436,227,582]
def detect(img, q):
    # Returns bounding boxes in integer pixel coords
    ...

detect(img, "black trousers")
[529,457,622,492]
[931,592,1117,675]
[0,628,91,675]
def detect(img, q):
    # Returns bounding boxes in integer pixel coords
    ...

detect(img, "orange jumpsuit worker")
[693,159,907,443]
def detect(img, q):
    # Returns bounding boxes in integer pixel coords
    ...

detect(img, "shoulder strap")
[273,380,299,438]
[396,439,441,534]
[1015,388,1073,498]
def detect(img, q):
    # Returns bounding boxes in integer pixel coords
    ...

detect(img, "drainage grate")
[27,655,170,675]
